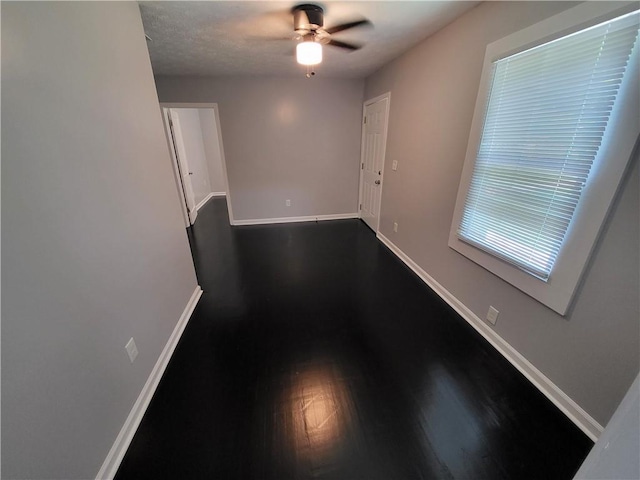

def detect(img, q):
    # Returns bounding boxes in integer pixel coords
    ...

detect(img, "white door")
[359,94,390,232]
[167,109,197,225]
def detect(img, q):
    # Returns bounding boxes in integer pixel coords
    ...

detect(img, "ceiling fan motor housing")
[293,4,324,34]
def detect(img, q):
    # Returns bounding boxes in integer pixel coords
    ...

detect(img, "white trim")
[232,213,359,226]
[195,192,216,212]
[376,232,604,442]
[212,192,226,197]
[358,92,391,232]
[159,103,234,225]
[96,286,203,480]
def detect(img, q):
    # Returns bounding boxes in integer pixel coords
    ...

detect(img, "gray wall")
[199,109,227,194]
[364,0,639,426]
[2,3,198,478]
[155,76,364,221]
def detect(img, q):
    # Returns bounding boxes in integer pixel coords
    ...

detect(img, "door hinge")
[359,203,362,210]
[361,163,364,170]
[364,116,367,124]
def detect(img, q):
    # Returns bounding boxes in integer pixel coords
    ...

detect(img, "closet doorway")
[161,103,233,226]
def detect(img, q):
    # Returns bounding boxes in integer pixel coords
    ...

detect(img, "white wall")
[199,109,227,194]
[1,3,199,478]
[574,375,640,479]
[155,76,364,221]
[364,0,639,426]
[172,108,212,206]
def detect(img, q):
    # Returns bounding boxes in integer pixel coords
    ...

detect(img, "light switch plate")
[125,338,138,363]
[486,306,499,325]
[392,160,398,171]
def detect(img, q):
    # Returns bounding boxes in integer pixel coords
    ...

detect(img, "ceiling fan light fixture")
[296,40,322,66]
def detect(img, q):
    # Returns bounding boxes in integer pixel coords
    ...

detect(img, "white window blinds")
[458,11,639,280]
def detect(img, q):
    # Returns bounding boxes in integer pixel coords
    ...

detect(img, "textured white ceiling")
[139,1,480,78]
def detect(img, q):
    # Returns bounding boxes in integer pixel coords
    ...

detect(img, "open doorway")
[160,103,233,227]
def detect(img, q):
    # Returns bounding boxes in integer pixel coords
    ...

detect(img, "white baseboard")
[376,232,604,442]
[96,285,203,479]
[195,192,216,212]
[232,212,359,226]
[212,191,226,197]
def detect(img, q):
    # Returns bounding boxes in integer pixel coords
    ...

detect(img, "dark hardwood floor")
[115,198,592,480]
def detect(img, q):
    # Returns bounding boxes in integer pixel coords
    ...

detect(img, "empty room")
[2,1,638,479]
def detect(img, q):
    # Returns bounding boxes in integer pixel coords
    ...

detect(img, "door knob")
[188,172,193,175]
[375,180,381,185]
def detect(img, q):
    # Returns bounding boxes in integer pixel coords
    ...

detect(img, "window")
[449,3,639,315]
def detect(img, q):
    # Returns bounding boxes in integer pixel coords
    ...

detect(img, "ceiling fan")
[290,4,371,75]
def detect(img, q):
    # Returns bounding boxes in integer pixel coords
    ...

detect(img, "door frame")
[161,108,192,227]
[160,102,234,225]
[166,108,200,225]
[358,92,391,233]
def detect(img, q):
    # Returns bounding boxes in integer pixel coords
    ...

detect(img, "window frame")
[448,2,639,316]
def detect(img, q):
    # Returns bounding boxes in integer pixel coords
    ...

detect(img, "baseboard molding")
[195,193,216,212]
[96,286,203,479]
[212,191,226,197]
[232,213,359,226]
[376,232,604,442]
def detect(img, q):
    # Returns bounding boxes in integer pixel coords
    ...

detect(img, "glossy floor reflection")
[115,198,592,480]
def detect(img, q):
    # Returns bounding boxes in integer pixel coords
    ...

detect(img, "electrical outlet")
[125,338,138,363]
[392,160,398,171]
[486,306,499,325]
[286,199,291,207]
[393,222,398,233]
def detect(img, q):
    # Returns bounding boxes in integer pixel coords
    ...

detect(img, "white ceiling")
[139,1,480,78]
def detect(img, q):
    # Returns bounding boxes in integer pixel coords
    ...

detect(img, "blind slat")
[458,11,639,279]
